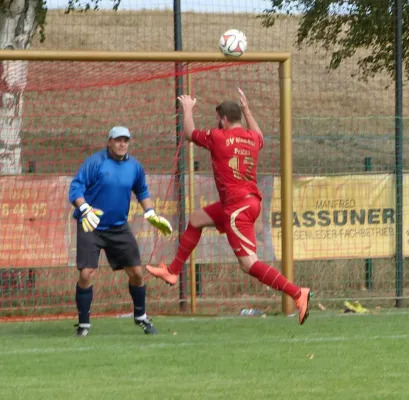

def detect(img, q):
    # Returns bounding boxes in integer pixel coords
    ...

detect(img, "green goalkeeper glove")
[79,203,104,233]
[144,209,172,236]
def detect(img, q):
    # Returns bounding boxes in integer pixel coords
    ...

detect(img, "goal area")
[0,51,294,320]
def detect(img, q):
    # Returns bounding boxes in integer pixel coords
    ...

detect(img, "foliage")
[260,0,409,81]
[65,0,121,13]
[36,1,47,43]
[35,0,121,43]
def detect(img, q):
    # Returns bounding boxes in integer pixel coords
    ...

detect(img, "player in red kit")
[146,89,311,324]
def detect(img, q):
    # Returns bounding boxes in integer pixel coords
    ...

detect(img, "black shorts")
[76,222,141,270]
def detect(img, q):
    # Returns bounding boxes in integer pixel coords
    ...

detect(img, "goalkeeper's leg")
[146,202,224,285]
[76,268,96,337]
[75,222,100,337]
[125,267,158,335]
[104,223,157,334]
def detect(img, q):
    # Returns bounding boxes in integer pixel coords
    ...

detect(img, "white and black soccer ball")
[219,29,247,57]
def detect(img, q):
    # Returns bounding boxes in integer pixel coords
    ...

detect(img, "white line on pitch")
[1,334,408,356]
[153,310,409,322]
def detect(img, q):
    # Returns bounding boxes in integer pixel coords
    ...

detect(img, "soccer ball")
[219,29,247,57]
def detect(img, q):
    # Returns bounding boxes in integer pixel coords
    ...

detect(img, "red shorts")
[203,197,261,257]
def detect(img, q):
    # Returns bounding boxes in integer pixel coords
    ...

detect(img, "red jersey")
[191,127,263,205]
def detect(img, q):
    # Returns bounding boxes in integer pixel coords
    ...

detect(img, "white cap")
[108,126,131,140]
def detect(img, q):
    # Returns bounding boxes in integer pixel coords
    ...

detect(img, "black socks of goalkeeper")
[129,284,146,320]
[76,283,146,323]
[76,283,93,325]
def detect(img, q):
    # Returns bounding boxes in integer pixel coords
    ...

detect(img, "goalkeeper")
[69,126,172,337]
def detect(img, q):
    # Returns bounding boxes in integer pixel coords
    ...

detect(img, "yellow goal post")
[0,50,294,315]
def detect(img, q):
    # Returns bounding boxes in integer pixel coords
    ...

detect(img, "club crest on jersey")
[226,138,235,146]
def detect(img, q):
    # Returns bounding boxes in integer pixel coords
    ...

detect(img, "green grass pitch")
[1,312,409,400]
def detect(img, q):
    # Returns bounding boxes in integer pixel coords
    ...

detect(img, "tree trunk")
[0,0,39,174]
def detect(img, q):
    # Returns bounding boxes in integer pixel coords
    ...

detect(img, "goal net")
[0,59,282,320]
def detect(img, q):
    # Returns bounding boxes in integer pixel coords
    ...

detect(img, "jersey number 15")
[228,156,255,181]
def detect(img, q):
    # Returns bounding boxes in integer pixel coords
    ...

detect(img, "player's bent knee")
[78,268,96,287]
[190,208,214,228]
[237,254,258,273]
[125,266,144,286]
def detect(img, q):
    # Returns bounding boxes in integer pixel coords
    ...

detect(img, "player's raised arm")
[177,94,197,141]
[238,88,264,140]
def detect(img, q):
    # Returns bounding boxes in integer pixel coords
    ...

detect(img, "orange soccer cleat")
[296,288,311,325]
[146,262,178,286]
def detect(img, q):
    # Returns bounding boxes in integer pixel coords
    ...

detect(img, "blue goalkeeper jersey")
[69,149,150,230]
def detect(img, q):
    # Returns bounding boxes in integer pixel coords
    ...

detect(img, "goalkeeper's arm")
[74,198,86,209]
[73,197,104,232]
[140,198,172,236]
[132,164,172,235]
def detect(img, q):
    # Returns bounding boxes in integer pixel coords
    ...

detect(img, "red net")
[0,60,279,320]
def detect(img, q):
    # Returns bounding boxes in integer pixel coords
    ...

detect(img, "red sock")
[249,261,301,299]
[168,223,202,275]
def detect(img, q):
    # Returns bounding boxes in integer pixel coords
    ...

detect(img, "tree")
[0,0,119,174]
[260,0,408,81]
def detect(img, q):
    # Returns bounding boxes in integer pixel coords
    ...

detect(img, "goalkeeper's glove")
[144,209,172,236]
[79,203,104,233]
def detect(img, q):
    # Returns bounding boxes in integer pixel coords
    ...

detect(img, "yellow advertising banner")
[271,173,409,260]
[2,173,408,267]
